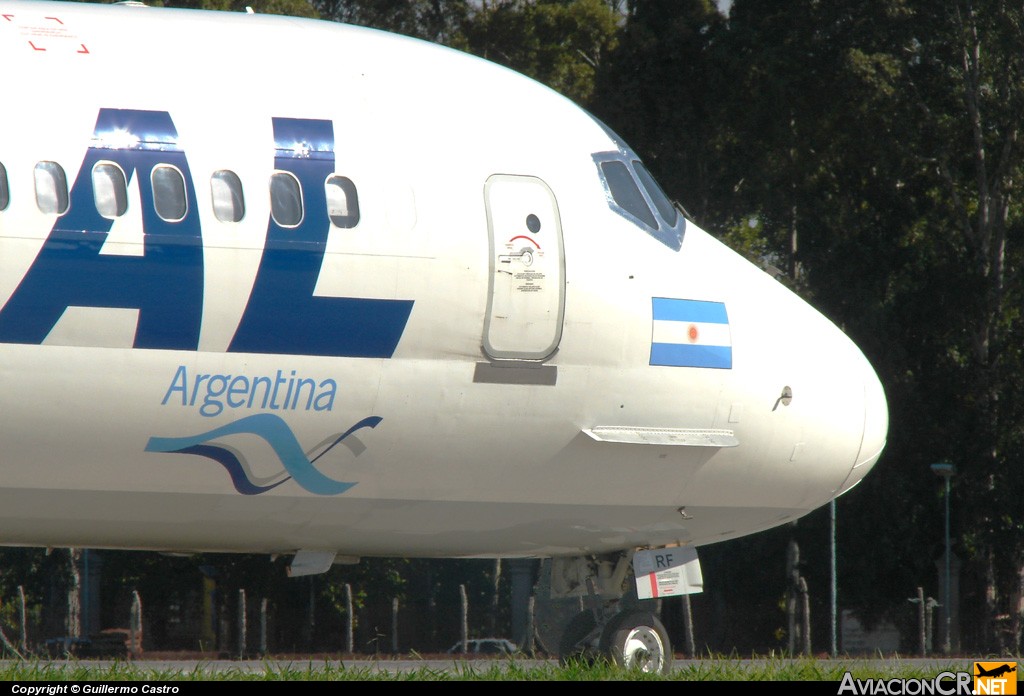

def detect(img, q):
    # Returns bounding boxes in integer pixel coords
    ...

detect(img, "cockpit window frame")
[593,150,685,252]
[587,111,686,251]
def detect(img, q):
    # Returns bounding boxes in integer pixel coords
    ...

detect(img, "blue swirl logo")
[145,413,380,495]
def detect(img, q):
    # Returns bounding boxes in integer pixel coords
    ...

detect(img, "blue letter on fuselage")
[0,112,413,358]
[0,109,203,349]
[228,118,413,358]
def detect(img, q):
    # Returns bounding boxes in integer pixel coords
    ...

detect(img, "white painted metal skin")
[0,1,886,559]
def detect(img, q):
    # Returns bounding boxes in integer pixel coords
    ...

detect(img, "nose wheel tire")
[600,611,672,674]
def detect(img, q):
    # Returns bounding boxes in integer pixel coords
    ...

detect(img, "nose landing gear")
[535,554,675,675]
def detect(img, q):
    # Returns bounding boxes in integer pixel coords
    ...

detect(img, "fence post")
[391,597,399,654]
[237,589,246,660]
[917,587,926,656]
[129,590,142,659]
[259,598,268,657]
[459,584,468,653]
[786,540,799,655]
[17,586,26,654]
[490,559,501,636]
[799,577,811,655]
[926,597,938,655]
[525,595,535,655]
[344,584,353,654]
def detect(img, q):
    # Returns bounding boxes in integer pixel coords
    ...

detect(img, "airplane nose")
[837,352,888,495]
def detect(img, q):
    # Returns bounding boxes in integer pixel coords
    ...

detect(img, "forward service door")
[483,175,565,360]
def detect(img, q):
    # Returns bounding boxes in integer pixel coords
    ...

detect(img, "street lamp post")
[930,462,955,655]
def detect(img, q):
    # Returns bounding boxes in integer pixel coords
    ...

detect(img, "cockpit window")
[594,151,685,251]
[600,160,657,229]
[589,112,685,251]
[634,160,678,227]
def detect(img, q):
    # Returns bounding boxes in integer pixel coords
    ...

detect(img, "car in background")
[446,638,520,656]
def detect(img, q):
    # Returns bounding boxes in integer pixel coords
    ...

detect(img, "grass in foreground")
[0,655,986,681]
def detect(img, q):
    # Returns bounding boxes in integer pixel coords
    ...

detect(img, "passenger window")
[270,172,303,227]
[152,165,187,222]
[326,175,359,228]
[211,170,245,223]
[634,161,678,227]
[600,160,656,229]
[93,163,128,219]
[34,161,69,215]
[0,162,8,211]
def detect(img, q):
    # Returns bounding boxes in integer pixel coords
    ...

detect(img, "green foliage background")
[13,0,1022,657]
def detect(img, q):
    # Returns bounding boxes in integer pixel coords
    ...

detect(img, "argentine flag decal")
[650,298,732,369]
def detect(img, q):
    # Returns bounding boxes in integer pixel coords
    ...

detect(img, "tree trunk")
[66,548,81,639]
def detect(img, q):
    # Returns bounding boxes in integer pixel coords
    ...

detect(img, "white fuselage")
[0,1,887,559]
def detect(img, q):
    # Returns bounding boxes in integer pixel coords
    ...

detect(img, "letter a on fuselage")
[0,109,203,349]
